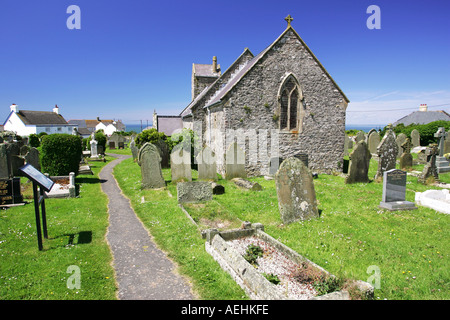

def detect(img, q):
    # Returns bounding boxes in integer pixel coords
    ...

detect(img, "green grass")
[114,156,449,300]
[0,157,117,300]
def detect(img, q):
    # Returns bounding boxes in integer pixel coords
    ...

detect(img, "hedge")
[40,134,82,176]
[380,120,450,146]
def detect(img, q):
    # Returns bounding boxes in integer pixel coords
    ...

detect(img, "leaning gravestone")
[379,169,416,211]
[375,125,398,180]
[418,144,440,184]
[177,181,212,203]
[275,157,319,224]
[25,147,41,172]
[345,141,371,184]
[0,144,11,179]
[411,129,420,148]
[197,146,217,181]
[399,138,413,169]
[396,133,407,158]
[170,144,192,182]
[225,142,246,179]
[355,131,365,143]
[367,131,380,155]
[130,139,138,160]
[137,143,165,189]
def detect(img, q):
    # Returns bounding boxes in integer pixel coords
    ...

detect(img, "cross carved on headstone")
[401,138,412,154]
[285,15,294,27]
[434,127,448,156]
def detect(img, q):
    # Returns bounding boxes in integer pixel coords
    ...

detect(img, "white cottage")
[3,104,77,136]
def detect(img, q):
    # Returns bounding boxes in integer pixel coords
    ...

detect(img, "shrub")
[28,134,40,148]
[88,130,107,151]
[135,128,168,150]
[243,244,264,265]
[41,134,82,175]
[381,120,450,146]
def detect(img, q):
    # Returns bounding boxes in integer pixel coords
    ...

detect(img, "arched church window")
[278,76,303,132]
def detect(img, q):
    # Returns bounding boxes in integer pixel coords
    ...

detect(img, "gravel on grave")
[227,236,318,300]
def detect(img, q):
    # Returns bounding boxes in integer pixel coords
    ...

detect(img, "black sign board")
[19,163,54,192]
[19,164,54,251]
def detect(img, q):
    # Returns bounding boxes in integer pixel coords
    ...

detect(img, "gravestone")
[130,139,138,160]
[90,139,98,158]
[137,143,165,189]
[396,133,407,158]
[275,157,319,224]
[197,146,217,181]
[367,131,380,154]
[411,129,420,148]
[355,131,365,143]
[375,125,398,180]
[434,127,450,173]
[418,144,440,184]
[177,181,212,203]
[225,142,246,179]
[25,147,41,172]
[155,139,170,168]
[170,144,192,182]
[7,143,24,177]
[109,141,116,150]
[294,153,308,168]
[399,138,413,169]
[345,141,371,184]
[379,169,416,211]
[0,178,23,205]
[0,144,11,179]
[444,139,450,155]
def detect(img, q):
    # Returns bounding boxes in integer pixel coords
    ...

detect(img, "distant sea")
[124,123,386,134]
[345,124,386,133]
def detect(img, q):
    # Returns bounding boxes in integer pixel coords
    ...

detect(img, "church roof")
[393,110,450,126]
[181,23,349,118]
[193,64,220,78]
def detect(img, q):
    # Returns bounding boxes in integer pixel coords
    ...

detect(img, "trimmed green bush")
[135,128,169,149]
[41,134,82,175]
[28,133,40,148]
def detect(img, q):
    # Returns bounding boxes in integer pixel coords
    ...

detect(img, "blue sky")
[1,0,449,126]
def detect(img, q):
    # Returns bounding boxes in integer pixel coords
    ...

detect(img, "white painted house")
[3,104,77,136]
[68,118,126,137]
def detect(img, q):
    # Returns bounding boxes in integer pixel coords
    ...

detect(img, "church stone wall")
[215,29,347,176]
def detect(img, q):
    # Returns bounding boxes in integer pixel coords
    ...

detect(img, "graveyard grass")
[114,154,450,300]
[0,157,117,300]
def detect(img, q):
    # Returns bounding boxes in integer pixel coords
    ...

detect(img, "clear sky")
[1,0,449,126]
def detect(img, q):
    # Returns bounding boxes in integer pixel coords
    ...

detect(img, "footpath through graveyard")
[99,154,195,300]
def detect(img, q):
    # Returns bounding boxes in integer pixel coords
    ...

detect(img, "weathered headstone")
[25,147,41,172]
[345,141,371,184]
[170,144,192,182]
[367,131,380,154]
[109,141,116,150]
[90,139,98,158]
[232,178,262,191]
[375,125,398,180]
[379,169,416,211]
[137,143,165,189]
[0,144,11,179]
[399,138,413,169]
[225,142,246,179]
[177,181,212,203]
[355,131,365,143]
[411,129,420,148]
[155,139,170,168]
[396,133,407,158]
[7,143,24,177]
[444,138,450,155]
[418,144,440,184]
[275,157,319,224]
[130,139,138,160]
[197,146,217,181]
[0,177,23,205]
[434,127,450,173]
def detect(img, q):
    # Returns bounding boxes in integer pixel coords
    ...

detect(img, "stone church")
[158,16,349,176]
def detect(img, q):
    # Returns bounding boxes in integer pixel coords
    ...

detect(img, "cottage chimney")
[53,104,59,114]
[10,104,18,113]
[419,104,428,112]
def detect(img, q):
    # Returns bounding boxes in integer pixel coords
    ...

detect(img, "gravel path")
[99,154,195,300]
[228,236,318,300]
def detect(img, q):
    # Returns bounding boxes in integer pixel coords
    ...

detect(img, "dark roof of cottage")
[17,110,69,125]
[393,110,450,126]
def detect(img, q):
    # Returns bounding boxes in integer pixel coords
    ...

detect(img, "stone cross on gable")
[434,127,448,156]
[285,15,294,27]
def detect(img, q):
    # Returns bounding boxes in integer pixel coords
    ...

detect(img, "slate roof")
[393,110,450,126]
[16,110,69,125]
[156,116,183,136]
[193,64,220,78]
